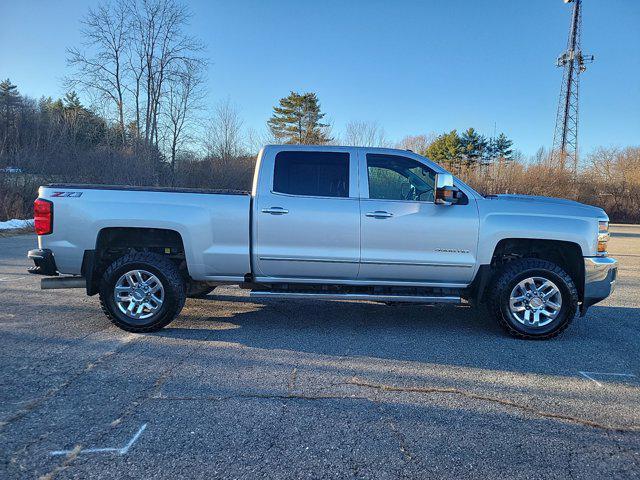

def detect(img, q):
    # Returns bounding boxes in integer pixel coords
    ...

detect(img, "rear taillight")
[34,198,53,235]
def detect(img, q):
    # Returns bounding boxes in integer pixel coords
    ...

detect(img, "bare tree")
[396,133,436,155]
[67,1,129,143]
[204,98,245,161]
[163,58,205,183]
[203,99,254,188]
[245,127,277,156]
[126,27,147,139]
[129,0,204,147]
[343,120,388,147]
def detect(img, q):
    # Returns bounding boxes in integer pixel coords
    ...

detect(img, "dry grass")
[451,146,640,224]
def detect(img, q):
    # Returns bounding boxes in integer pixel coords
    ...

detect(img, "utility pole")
[552,0,594,172]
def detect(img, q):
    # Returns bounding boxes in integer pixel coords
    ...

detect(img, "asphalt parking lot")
[1,226,639,479]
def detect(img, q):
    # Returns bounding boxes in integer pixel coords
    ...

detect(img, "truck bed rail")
[45,183,249,195]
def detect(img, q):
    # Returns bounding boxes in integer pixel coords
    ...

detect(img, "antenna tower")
[552,0,594,171]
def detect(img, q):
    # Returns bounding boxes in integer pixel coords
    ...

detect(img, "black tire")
[489,258,578,340]
[99,252,186,333]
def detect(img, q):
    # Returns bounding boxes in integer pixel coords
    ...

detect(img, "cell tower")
[552,0,594,170]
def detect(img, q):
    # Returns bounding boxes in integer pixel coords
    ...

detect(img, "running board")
[249,291,460,304]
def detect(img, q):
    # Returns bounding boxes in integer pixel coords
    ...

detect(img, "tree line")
[2,80,640,223]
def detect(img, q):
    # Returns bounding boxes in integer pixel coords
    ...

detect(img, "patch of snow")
[0,219,34,230]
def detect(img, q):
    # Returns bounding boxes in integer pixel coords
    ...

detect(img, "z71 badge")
[51,192,83,198]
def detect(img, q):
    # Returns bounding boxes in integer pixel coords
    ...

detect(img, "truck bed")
[37,184,251,281]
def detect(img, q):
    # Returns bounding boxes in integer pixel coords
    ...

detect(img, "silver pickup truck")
[28,145,617,339]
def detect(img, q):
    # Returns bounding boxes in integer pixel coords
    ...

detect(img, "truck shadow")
[156,294,639,375]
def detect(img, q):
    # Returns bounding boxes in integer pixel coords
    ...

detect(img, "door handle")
[365,211,393,219]
[262,206,289,215]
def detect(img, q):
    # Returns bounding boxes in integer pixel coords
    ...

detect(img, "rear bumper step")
[27,249,58,276]
[41,276,86,289]
[249,291,460,304]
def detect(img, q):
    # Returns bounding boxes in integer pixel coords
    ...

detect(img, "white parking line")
[50,423,147,456]
[578,371,636,387]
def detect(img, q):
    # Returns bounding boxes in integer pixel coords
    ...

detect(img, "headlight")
[597,221,609,256]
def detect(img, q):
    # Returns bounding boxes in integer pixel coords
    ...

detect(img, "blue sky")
[1,0,638,157]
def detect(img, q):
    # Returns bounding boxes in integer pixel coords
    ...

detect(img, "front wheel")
[99,252,186,332]
[489,258,578,339]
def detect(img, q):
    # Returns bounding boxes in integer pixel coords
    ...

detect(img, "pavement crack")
[566,445,576,480]
[386,418,414,462]
[287,367,298,393]
[603,429,640,475]
[346,378,640,433]
[0,334,138,432]
[150,328,219,398]
[37,445,81,480]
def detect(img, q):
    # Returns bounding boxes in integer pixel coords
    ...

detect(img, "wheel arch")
[473,238,584,304]
[83,227,187,295]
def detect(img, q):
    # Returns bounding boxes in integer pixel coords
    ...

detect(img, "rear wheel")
[489,258,578,339]
[99,252,186,332]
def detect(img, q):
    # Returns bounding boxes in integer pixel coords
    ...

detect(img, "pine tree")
[267,91,332,144]
[63,91,83,111]
[493,132,513,160]
[425,130,462,164]
[459,127,487,165]
[0,79,21,154]
[0,79,20,107]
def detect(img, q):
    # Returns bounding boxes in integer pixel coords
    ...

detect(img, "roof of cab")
[263,144,414,154]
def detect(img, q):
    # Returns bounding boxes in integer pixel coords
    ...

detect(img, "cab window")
[273,151,349,198]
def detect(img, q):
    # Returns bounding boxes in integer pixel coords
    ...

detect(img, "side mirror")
[434,173,459,205]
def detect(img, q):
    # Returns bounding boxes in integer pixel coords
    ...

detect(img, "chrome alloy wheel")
[509,276,562,327]
[114,269,164,320]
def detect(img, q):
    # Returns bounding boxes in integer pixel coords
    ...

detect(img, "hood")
[485,194,607,218]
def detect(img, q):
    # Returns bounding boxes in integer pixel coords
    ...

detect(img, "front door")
[254,148,360,280]
[358,152,479,285]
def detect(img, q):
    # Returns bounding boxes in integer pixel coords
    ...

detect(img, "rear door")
[358,152,479,285]
[254,148,360,280]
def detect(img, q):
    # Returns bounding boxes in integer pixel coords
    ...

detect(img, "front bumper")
[581,256,617,315]
[27,249,58,276]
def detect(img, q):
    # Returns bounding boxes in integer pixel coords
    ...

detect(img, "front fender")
[477,212,597,265]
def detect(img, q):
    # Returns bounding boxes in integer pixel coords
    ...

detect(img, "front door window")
[367,154,435,202]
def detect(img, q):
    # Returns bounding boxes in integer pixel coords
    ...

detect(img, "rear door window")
[273,151,350,198]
